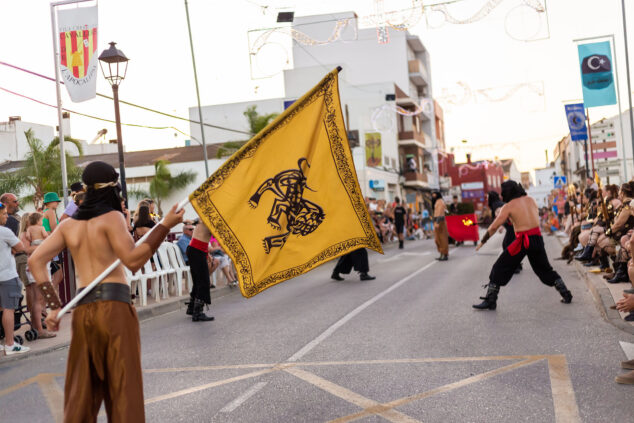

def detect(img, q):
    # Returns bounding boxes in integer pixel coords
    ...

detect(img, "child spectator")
[21,212,55,339]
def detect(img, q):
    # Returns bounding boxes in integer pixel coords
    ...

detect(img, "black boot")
[554,279,572,303]
[331,271,344,281]
[399,240,404,249]
[599,254,611,272]
[185,295,195,316]
[575,245,593,262]
[473,284,500,310]
[607,263,630,284]
[192,299,214,322]
[360,272,376,281]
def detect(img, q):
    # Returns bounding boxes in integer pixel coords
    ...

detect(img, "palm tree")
[137,160,196,216]
[216,105,279,158]
[0,129,83,208]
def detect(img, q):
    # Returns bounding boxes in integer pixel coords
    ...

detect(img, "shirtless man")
[473,180,572,310]
[185,219,214,322]
[432,192,449,261]
[28,161,184,422]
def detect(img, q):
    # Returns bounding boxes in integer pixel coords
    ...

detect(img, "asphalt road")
[2,234,634,422]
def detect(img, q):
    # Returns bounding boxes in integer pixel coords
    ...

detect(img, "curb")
[570,259,634,336]
[1,285,236,366]
[553,235,634,336]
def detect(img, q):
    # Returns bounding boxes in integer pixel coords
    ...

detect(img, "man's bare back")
[192,220,212,244]
[476,196,540,251]
[493,196,541,233]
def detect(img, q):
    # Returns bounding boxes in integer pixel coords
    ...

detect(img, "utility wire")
[0,60,253,136]
[0,85,200,141]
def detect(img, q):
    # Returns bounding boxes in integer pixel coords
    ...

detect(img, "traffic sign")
[554,175,567,188]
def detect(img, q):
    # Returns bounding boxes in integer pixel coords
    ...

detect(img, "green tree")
[130,160,196,216]
[216,105,279,158]
[0,129,83,209]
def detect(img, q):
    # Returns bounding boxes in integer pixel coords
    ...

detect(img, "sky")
[0,0,632,173]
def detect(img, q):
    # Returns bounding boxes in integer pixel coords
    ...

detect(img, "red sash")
[507,227,541,256]
[189,237,209,253]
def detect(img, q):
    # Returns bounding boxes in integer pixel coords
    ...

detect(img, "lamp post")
[98,42,129,204]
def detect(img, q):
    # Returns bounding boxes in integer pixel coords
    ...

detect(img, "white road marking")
[219,382,268,413]
[287,260,437,362]
[379,252,431,263]
[619,341,634,360]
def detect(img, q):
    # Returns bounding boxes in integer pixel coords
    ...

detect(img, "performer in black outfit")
[488,191,522,273]
[331,249,376,281]
[393,197,406,249]
[473,181,572,310]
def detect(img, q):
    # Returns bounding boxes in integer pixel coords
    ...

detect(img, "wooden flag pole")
[57,197,191,319]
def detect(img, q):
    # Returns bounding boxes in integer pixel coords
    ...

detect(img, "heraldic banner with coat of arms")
[189,68,383,298]
[57,5,98,103]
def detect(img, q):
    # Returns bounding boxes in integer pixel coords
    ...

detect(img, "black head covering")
[501,180,527,203]
[72,161,123,220]
[487,191,501,208]
[431,191,441,207]
[487,190,505,215]
[70,182,83,193]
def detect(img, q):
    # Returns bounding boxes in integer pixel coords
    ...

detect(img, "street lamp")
[99,42,129,204]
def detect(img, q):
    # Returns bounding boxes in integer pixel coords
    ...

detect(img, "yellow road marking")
[37,374,64,423]
[328,358,542,423]
[140,355,547,374]
[144,367,277,405]
[144,363,274,373]
[0,355,580,423]
[547,355,581,423]
[0,373,63,397]
[285,367,421,423]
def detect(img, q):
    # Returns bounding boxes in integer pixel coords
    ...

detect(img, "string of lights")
[248,0,547,77]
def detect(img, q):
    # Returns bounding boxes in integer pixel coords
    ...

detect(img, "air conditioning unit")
[347,130,360,148]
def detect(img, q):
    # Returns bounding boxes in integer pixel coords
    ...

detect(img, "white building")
[0,116,56,163]
[529,165,557,208]
[190,12,440,209]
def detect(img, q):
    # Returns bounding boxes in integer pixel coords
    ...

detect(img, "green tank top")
[42,208,58,233]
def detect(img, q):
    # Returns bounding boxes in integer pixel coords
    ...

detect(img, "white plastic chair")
[161,243,183,296]
[124,266,145,307]
[168,243,191,295]
[155,247,176,298]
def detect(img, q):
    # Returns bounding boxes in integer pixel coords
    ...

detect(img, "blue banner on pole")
[577,41,617,107]
[564,103,588,141]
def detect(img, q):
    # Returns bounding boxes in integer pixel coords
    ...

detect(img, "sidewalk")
[553,232,634,335]
[1,281,237,365]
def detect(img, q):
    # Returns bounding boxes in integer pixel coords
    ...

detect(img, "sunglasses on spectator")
[0,202,5,209]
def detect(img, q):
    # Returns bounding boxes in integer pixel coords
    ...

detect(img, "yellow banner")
[190,69,383,298]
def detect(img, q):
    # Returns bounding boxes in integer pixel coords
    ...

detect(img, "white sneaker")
[4,343,30,356]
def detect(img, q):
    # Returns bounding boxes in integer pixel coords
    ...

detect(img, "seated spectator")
[177,221,195,264]
[209,237,237,287]
[132,205,155,241]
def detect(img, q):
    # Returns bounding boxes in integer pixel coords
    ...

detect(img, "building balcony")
[402,170,430,189]
[398,129,432,148]
[408,59,428,87]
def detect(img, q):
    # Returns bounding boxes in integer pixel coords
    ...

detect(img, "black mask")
[72,161,123,220]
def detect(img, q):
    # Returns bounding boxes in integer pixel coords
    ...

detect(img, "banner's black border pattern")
[191,70,382,297]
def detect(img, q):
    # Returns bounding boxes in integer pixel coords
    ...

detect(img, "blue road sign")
[554,175,567,189]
